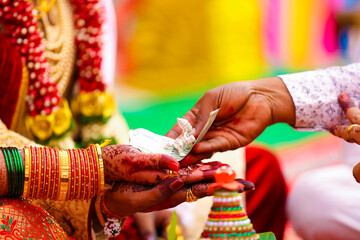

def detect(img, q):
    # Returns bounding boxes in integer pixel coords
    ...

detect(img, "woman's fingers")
[133,152,180,171]
[103,145,180,172]
[144,179,254,212]
[178,162,229,183]
[126,162,228,185]
[107,177,185,216]
[331,124,360,143]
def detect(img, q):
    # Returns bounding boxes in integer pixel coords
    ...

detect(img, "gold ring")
[347,124,359,140]
[186,188,197,203]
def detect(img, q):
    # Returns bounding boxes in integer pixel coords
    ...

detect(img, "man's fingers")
[165,107,199,139]
[339,93,360,124]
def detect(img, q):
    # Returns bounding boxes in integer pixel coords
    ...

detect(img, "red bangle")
[43,147,52,199]
[53,149,60,200]
[71,149,79,200]
[85,148,95,198]
[74,149,82,200]
[78,149,87,200]
[81,149,90,199]
[29,146,36,198]
[37,147,46,199]
[83,149,92,198]
[67,149,75,200]
[34,147,41,199]
[49,148,56,200]
[39,147,46,199]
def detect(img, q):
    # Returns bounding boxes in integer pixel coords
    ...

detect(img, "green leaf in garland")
[167,211,177,240]
[259,232,277,240]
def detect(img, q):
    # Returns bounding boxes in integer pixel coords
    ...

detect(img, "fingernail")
[236,179,255,191]
[161,155,180,171]
[339,92,349,100]
[168,161,180,171]
[170,178,184,191]
[338,93,354,113]
[180,156,192,167]
[203,170,215,180]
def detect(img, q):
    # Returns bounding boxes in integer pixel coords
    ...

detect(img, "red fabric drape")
[0,33,23,128]
[246,146,288,240]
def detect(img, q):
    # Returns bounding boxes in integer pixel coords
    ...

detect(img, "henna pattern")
[192,183,212,198]
[111,181,151,193]
[102,145,176,183]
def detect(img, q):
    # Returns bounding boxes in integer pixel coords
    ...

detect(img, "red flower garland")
[0,0,61,117]
[71,0,106,92]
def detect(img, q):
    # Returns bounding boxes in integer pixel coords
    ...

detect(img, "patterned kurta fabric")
[279,62,360,131]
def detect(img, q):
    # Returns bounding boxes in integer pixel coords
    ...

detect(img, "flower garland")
[71,0,105,93]
[0,0,61,117]
[70,0,115,128]
[0,0,115,143]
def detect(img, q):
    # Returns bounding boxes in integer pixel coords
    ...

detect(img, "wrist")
[252,77,295,125]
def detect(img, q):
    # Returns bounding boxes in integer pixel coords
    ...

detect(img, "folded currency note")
[129,109,220,161]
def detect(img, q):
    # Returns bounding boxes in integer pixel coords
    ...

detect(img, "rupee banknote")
[129,109,220,161]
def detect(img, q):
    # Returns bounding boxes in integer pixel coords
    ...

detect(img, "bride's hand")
[104,177,254,216]
[102,145,180,184]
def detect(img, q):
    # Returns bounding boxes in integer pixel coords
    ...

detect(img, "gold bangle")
[58,150,70,201]
[22,147,31,199]
[95,144,105,192]
[83,148,92,199]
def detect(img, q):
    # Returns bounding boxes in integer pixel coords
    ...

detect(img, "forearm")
[279,62,360,131]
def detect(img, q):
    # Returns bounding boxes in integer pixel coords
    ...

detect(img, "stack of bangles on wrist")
[1,144,104,200]
[2,143,128,236]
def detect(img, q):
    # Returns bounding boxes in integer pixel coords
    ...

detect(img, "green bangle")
[1,148,11,197]
[10,148,20,197]
[16,148,24,197]
[2,148,14,197]
[6,148,16,197]
[11,148,23,197]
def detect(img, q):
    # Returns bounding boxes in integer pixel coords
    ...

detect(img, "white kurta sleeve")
[279,63,360,131]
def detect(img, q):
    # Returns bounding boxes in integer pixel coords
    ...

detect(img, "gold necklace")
[35,0,57,19]
[42,0,76,96]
